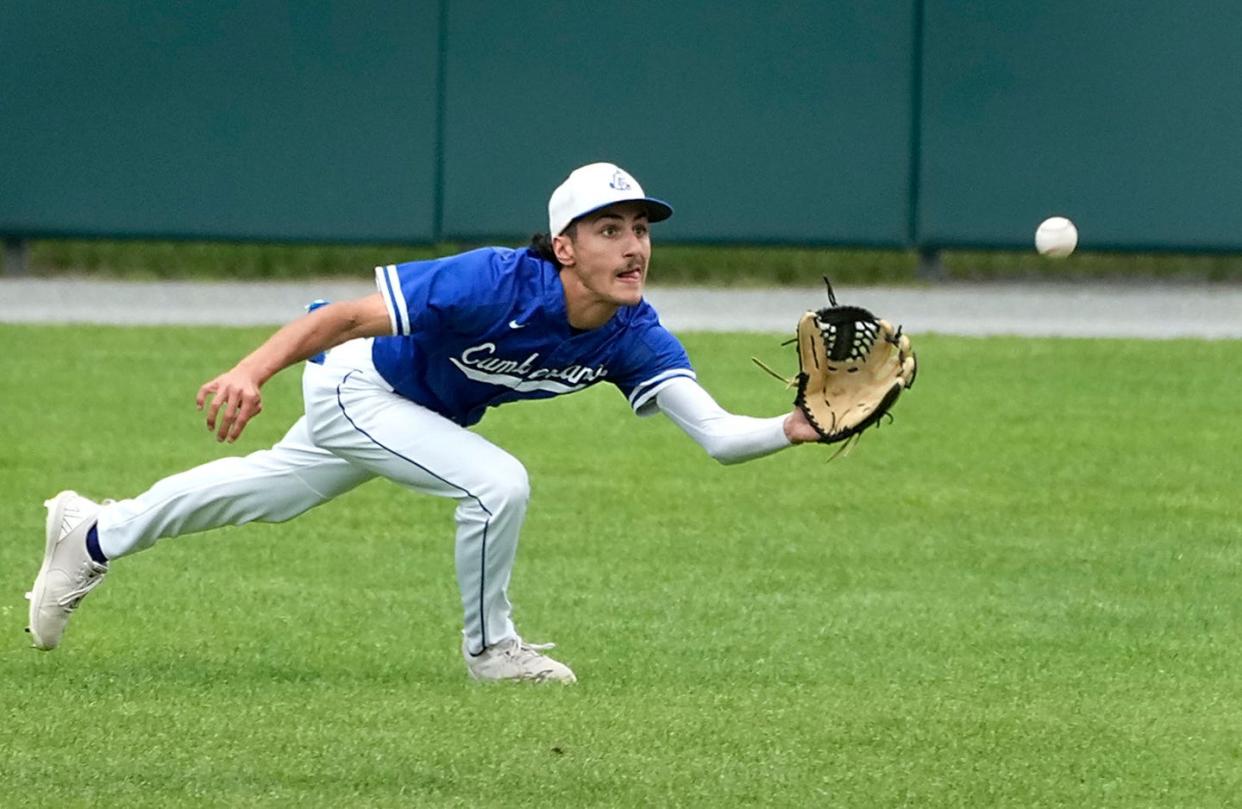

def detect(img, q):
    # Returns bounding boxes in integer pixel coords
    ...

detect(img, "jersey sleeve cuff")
[629,369,697,417]
[374,264,411,335]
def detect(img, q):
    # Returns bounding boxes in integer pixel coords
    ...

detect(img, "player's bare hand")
[196,368,264,443]
[783,407,821,444]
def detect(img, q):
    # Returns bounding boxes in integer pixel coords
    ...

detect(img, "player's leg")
[96,416,373,559]
[305,358,574,683]
[28,416,373,650]
[308,372,525,652]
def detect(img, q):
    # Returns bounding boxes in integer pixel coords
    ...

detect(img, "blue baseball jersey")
[370,247,695,426]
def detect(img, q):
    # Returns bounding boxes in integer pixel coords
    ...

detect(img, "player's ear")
[552,233,575,267]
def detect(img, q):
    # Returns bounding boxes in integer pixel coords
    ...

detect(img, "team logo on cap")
[609,170,633,191]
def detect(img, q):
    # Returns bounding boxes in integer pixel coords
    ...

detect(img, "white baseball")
[1035,216,1078,258]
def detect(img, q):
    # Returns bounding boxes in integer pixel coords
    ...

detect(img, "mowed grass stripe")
[0,325,1238,807]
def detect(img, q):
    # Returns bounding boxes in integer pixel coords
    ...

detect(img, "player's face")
[556,202,652,309]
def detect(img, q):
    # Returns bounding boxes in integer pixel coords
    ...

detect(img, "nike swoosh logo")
[508,320,526,329]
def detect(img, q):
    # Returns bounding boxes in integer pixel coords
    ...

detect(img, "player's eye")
[601,225,618,236]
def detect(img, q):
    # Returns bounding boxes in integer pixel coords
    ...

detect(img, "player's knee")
[481,457,530,509]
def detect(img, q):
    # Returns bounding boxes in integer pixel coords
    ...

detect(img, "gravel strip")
[2,277,1240,338]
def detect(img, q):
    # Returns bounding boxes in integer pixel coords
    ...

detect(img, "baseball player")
[28,162,821,683]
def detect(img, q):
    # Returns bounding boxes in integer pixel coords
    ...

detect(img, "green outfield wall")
[438,1,914,246]
[2,2,1239,252]
[1,2,441,242]
[918,1,1242,252]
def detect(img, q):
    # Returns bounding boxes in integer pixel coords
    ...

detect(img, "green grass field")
[1,325,1239,807]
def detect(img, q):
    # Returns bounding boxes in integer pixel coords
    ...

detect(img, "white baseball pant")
[95,339,524,654]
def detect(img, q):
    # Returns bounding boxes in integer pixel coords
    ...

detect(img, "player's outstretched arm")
[196,293,392,443]
[654,377,816,465]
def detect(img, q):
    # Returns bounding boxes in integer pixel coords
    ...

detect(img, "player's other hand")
[197,368,264,443]
[783,407,821,444]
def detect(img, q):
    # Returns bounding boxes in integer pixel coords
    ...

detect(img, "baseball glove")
[756,279,917,448]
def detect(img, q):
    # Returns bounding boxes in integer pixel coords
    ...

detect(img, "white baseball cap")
[547,162,673,236]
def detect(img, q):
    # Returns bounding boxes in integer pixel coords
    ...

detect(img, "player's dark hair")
[528,223,577,267]
[529,233,557,264]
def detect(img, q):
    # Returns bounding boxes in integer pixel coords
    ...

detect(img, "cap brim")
[572,197,674,227]
[643,197,674,223]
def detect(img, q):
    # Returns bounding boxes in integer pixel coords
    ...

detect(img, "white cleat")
[27,490,108,650]
[463,635,577,684]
